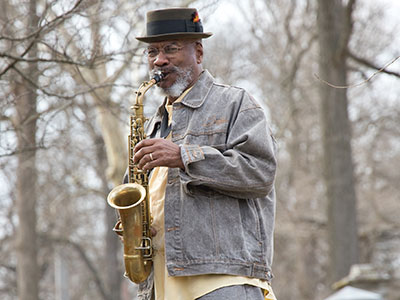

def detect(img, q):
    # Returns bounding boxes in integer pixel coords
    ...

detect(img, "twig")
[314,55,400,89]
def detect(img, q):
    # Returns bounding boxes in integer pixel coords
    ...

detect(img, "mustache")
[150,66,180,77]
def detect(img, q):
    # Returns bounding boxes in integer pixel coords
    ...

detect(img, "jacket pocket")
[181,115,228,150]
[212,193,264,262]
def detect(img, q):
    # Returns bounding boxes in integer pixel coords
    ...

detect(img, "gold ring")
[150,153,154,161]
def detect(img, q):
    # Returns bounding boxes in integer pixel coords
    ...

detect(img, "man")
[132,7,277,300]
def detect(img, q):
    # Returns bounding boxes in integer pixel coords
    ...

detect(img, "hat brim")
[136,32,213,43]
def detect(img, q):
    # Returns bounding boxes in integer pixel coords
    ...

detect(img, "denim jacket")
[137,70,277,300]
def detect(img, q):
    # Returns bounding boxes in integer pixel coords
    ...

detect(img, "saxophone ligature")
[107,71,164,283]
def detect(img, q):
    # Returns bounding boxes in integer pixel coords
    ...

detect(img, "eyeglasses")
[144,44,185,59]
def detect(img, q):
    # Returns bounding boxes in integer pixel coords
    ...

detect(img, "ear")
[195,42,203,64]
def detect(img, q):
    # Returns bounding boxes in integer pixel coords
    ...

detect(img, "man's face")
[146,40,202,95]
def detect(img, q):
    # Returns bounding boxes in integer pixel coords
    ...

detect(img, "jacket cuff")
[180,144,205,165]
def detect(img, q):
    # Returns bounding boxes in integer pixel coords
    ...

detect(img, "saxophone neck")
[134,72,164,108]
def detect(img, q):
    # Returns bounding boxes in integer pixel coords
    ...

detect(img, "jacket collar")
[180,69,214,108]
[148,69,214,135]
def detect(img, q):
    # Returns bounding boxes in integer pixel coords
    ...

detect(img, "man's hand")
[133,138,184,171]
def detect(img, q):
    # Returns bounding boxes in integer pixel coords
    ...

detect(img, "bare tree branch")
[0,51,107,67]
[315,54,400,88]
[338,0,356,57]
[348,51,400,78]
[11,65,135,100]
[42,235,109,300]
[0,0,84,42]
[0,0,84,78]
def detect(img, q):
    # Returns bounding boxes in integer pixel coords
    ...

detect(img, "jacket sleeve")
[179,93,277,199]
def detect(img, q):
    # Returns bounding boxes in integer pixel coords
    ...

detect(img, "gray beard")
[151,66,193,98]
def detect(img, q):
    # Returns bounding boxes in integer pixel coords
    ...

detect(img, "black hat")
[136,8,213,43]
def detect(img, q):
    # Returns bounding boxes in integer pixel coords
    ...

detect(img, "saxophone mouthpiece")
[152,71,164,83]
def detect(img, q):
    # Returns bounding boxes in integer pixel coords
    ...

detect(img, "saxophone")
[107,71,164,284]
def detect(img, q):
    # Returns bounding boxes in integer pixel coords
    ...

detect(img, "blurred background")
[1,0,399,299]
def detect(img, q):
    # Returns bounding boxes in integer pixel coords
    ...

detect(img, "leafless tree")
[9,0,41,299]
[317,0,359,283]
[0,0,143,298]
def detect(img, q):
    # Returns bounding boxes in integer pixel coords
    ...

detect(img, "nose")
[153,51,169,67]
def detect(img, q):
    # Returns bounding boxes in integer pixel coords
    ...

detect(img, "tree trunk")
[15,83,39,300]
[54,247,70,300]
[15,2,40,299]
[94,134,123,300]
[317,0,359,283]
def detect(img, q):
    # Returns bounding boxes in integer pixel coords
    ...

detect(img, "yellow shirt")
[149,90,276,300]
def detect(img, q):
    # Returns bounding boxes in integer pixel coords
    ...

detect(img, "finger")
[138,153,154,170]
[142,153,163,171]
[133,139,164,163]
[133,145,155,163]
[134,138,156,153]
[150,227,157,237]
